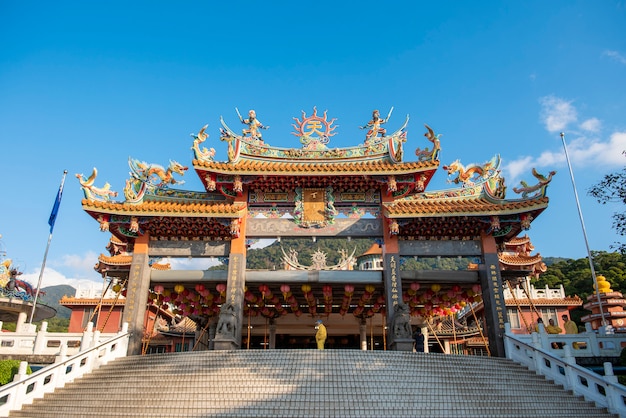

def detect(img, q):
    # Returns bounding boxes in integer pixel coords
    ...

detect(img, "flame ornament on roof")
[292,107,337,149]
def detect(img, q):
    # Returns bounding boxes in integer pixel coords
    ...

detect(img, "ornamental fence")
[0,321,118,357]
[504,323,626,417]
[0,323,129,417]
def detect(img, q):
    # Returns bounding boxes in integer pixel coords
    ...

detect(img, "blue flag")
[48,173,66,233]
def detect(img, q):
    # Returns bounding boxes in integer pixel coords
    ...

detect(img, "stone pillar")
[422,326,429,353]
[214,197,247,350]
[359,318,367,350]
[214,253,246,350]
[122,233,151,356]
[479,232,507,357]
[208,319,217,350]
[382,201,412,351]
[269,319,276,349]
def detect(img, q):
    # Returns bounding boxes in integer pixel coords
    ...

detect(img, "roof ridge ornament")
[76,167,119,202]
[443,155,501,186]
[292,107,337,149]
[512,168,557,199]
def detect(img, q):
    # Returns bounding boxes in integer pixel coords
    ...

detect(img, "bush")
[0,360,32,385]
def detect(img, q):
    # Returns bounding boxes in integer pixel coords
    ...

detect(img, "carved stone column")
[122,233,151,356]
[213,253,246,350]
[359,318,367,350]
[479,232,507,357]
[269,319,276,349]
[382,193,412,351]
[214,192,248,350]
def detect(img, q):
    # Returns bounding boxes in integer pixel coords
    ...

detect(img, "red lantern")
[195,284,205,292]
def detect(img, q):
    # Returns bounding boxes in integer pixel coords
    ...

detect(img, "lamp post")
[559,132,607,327]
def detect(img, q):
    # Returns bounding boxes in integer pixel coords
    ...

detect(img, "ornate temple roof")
[76,109,556,245]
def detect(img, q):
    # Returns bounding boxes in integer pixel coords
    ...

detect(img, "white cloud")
[505,131,626,187]
[21,266,101,290]
[165,257,221,270]
[604,50,626,65]
[580,118,601,132]
[61,251,99,275]
[504,156,534,182]
[539,96,578,133]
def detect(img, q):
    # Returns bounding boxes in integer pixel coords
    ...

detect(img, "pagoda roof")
[81,198,245,218]
[499,252,544,267]
[385,195,548,218]
[193,159,437,176]
[77,112,557,244]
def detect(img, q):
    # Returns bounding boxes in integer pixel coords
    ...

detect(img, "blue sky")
[1,1,625,290]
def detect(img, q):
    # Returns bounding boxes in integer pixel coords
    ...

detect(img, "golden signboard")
[302,188,325,223]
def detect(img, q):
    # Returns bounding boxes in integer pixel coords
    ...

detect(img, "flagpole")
[29,170,68,324]
[559,133,607,327]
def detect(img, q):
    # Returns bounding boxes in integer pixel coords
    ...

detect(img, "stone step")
[9,350,616,418]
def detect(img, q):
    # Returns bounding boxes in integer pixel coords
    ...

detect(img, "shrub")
[0,360,32,385]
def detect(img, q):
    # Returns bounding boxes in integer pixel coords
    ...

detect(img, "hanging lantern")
[195,284,205,293]
[154,285,164,294]
[301,284,311,293]
[280,284,291,300]
[322,285,332,297]
[216,283,227,295]
[365,285,375,293]
[410,282,420,291]
[174,284,185,294]
[112,284,122,293]
[344,284,354,294]
[431,284,441,293]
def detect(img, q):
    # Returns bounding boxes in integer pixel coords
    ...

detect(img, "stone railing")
[504,324,626,417]
[0,321,117,357]
[503,282,565,300]
[509,326,626,359]
[0,323,129,417]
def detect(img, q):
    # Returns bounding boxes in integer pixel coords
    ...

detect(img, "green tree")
[589,165,626,253]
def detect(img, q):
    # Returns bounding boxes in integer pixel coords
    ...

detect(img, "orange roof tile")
[194,159,438,176]
[98,254,133,265]
[384,196,548,217]
[506,235,531,246]
[499,253,544,266]
[82,199,246,218]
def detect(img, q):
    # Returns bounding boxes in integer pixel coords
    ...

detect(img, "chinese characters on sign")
[489,264,505,330]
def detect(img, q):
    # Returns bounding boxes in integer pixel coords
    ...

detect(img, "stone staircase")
[9,350,617,417]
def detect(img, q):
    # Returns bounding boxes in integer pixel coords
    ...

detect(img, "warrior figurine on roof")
[237,108,268,141]
[361,107,393,143]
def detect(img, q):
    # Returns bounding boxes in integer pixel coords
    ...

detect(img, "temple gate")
[78,108,555,357]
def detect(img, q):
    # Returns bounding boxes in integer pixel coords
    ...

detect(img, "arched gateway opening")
[78,108,555,357]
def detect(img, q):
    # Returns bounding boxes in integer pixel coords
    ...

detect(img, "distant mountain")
[39,285,75,319]
[543,257,573,266]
